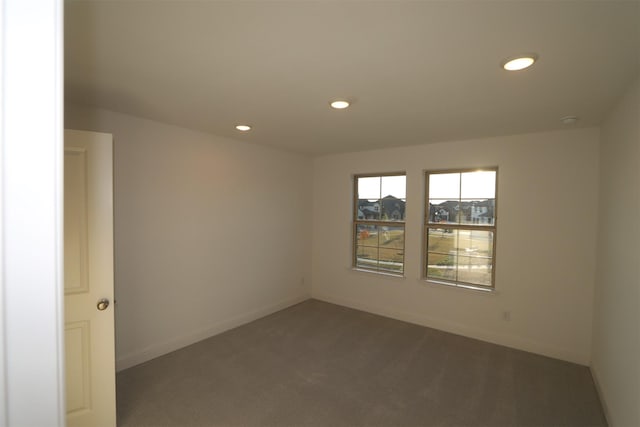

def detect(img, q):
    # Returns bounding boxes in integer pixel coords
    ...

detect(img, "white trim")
[312,293,589,365]
[0,0,65,425]
[590,365,613,427]
[423,279,496,294]
[0,0,6,419]
[116,294,310,371]
[351,267,405,279]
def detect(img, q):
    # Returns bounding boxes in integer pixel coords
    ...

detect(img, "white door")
[64,129,116,427]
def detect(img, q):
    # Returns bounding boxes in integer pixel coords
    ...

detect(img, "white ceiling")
[65,0,640,155]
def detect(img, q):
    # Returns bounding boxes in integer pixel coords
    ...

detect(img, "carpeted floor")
[116,299,607,426]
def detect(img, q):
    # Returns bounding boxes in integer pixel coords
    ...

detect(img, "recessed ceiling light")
[560,116,579,125]
[330,100,350,109]
[235,124,252,132]
[502,54,538,71]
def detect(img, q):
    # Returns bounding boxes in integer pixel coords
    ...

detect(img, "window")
[353,173,406,275]
[425,169,497,289]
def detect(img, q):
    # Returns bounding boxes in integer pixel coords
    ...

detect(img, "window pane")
[378,248,404,274]
[357,199,381,220]
[427,228,458,253]
[427,228,493,286]
[379,226,404,250]
[457,229,494,258]
[381,175,406,199]
[357,176,381,200]
[429,200,460,224]
[456,256,492,287]
[355,225,405,274]
[461,171,496,199]
[427,252,457,281]
[381,197,406,221]
[355,245,378,270]
[356,224,379,247]
[427,228,458,281]
[459,199,495,226]
[429,173,460,199]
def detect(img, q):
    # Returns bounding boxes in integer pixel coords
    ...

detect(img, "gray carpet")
[117,299,607,426]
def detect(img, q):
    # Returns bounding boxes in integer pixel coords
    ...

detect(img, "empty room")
[3,0,637,426]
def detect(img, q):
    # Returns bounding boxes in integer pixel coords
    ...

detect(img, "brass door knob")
[97,298,110,311]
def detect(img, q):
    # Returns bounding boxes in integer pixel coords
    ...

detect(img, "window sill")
[352,267,405,279]
[422,279,497,294]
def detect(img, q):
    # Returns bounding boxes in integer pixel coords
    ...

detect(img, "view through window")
[353,173,406,275]
[425,169,497,289]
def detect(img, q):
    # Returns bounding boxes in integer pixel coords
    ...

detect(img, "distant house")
[429,200,458,223]
[466,200,495,224]
[429,199,495,224]
[432,206,451,223]
[357,200,380,219]
[358,196,405,220]
[381,195,406,220]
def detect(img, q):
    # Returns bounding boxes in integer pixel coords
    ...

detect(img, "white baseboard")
[590,365,613,426]
[116,293,310,371]
[312,293,589,366]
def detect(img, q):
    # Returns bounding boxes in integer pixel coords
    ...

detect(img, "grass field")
[354,226,493,284]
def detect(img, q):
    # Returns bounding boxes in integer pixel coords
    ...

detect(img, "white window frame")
[424,168,498,291]
[353,172,406,276]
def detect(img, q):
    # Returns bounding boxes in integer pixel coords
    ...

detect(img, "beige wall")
[312,128,600,365]
[592,77,640,427]
[65,105,313,370]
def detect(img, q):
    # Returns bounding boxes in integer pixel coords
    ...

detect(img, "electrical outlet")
[502,311,511,321]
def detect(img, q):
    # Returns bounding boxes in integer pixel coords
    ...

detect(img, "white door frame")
[0,0,65,425]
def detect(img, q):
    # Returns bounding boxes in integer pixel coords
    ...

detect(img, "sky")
[357,171,496,201]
